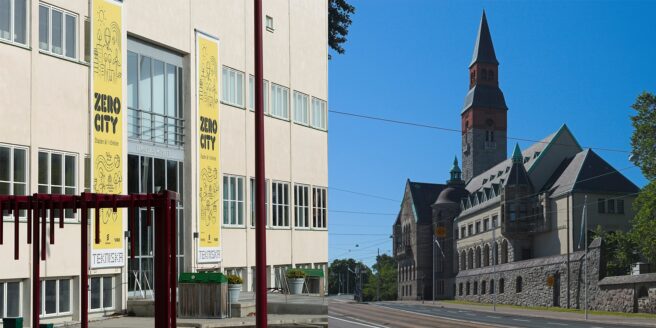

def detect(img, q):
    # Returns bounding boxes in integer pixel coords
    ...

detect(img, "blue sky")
[327,0,655,267]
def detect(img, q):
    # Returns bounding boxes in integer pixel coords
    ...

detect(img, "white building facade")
[0,0,328,325]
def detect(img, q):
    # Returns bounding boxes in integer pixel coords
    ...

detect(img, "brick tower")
[461,11,508,182]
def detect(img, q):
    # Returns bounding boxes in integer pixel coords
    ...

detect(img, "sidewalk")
[63,315,327,328]
[397,300,656,327]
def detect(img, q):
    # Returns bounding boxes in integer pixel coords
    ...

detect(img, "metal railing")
[128,108,185,146]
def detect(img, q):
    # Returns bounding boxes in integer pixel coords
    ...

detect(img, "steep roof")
[470,11,499,67]
[462,85,508,113]
[548,149,640,197]
[406,180,446,224]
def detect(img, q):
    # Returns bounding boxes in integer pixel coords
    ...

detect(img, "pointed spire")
[512,143,523,164]
[451,156,461,173]
[448,155,463,184]
[470,10,499,67]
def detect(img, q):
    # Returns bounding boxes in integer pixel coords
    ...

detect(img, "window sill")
[0,38,30,50]
[39,50,88,66]
[269,226,291,230]
[221,101,246,110]
[222,225,247,229]
[268,114,290,123]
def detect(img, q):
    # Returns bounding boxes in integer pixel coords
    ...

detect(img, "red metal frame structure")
[0,191,178,328]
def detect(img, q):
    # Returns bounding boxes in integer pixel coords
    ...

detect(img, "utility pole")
[584,195,588,320]
[432,235,435,304]
[254,0,267,326]
[492,222,497,312]
[377,248,381,302]
[347,268,349,294]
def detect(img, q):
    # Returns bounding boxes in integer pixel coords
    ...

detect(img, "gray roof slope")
[470,11,498,67]
[407,181,445,224]
[462,85,508,113]
[465,129,558,193]
[548,149,640,197]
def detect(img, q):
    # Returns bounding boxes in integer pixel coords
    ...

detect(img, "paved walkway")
[63,315,327,328]
[395,300,656,327]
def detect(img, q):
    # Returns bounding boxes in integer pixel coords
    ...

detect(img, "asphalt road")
[328,297,643,328]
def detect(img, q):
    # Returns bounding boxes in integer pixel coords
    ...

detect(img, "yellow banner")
[196,32,221,263]
[91,0,124,268]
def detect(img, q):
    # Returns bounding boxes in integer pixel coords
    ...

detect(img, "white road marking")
[371,304,518,328]
[487,316,501,319]
[328,316,385,328]
[513,318,531,322]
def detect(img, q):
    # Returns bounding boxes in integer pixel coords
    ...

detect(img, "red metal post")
[154,199,171,327]
[41,204,46,260]
[169,198,177,328]
[14,199,19,259]
[27,198,31,244]
[50,198,55,244]
[254,0,268,326]
[81,195,89,328]
[32,200,40,328]
[0,200,3,245]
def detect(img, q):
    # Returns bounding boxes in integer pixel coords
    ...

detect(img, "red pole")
[14,200,19,259]
[81,196,89,328]
[254,0,267,326]
[169,198,177,328]
[32,200,40,328]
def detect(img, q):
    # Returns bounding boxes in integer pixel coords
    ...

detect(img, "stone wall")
[454,238,656,313]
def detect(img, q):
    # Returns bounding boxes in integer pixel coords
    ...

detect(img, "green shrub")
[286,268,306,279]
[227,274,243,285]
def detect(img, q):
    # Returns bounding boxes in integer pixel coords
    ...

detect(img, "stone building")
[392,11,645,306]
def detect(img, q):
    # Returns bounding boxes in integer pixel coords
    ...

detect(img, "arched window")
[459,283,463,296]
[499,278,505,294]
[470,71,476,85]
[460,251,467,271]
[638,286,648,298]
[473,281,478,295]
[466,282,470,295]
[516,276,523,293]
[490,279,495,294]
[475,246,482,268]
[493,242,499,265]
[483,244,490,267]
[482,280,487,295]
[501,240,509,264]
[467,249,474,270]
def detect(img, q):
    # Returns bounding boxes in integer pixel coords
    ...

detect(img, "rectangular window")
[127,42,184,146]
[39,3,77,59]
[460,227,466,238]
[0,0,27,45]
[617,199,624,214]
[89,276,113,311]
[492,215,498,228]
[222,175,245,226]
[84,18,90,62]
[468,224,473,236]
[0,281,21,318]
[475,221,481,234]
[249,178,269,227]
[598,198,605,213]
[483,218,490,231]
[294,184,309,228]
[248,76,270,114]
[271,181,289,227]
[221,66,245,108]
[311,97,327,130]
[270,83,289,120]
[40,278,71,317]
[0,144,28,217]
[293,91,309,125]
[265,15,274,32]
[607,199,615,214]
[38,151,77,219]
[312,186,327,229]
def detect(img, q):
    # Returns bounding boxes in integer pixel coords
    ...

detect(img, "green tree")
[593,225,639,276]
[328,258,370,295]
[363,254,397,301]
[630,181,656,267]
[630,92,656,181]
[629,92,656,269]
[329,0,355,59]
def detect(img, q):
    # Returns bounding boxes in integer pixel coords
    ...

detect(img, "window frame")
[38,3,78,60]
[221,66,245,108]
[40,278,71,317]
[270,83,290,120]
[0,280,22,318]
[89,275,114,312]
[312,186,327,229]
[294,184,310,228]
[310,97,328,131]
[249,177,269,227]
[248,76,270,114]
[37,150,77,220]
[222,174,245,227]
[0,144,29,219]
[293,91,310,126]
[0,0,29,47]
[271,181,290,228]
